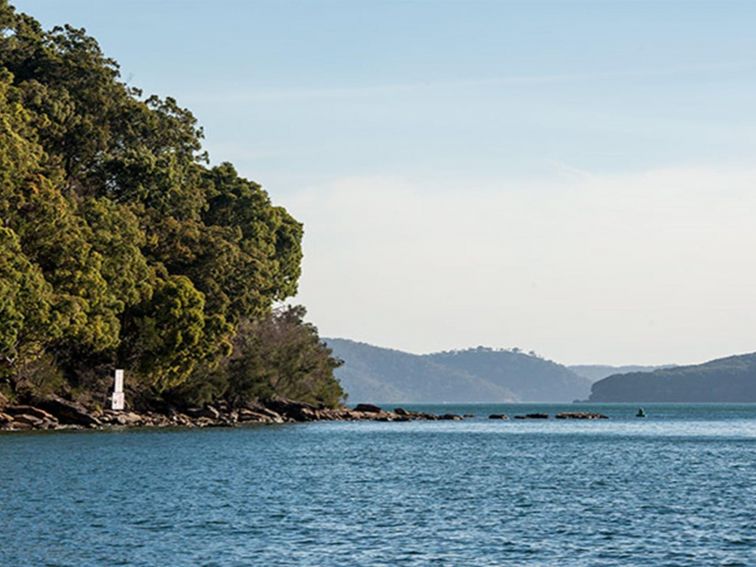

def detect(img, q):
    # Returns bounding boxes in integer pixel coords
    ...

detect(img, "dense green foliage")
[0,2,343,408]
[176,306,344,408]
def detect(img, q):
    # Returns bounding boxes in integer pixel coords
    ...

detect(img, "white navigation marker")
[112,368,125,411]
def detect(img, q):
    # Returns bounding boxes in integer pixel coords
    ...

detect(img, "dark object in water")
[514,413,549,420]
[488,414,509,420]
[636,408,646,418]
[353,403,382,413]
[440,413,463,420]
[555,412,608,420]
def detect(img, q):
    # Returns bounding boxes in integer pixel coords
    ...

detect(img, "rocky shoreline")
[0,397,459,432]
[0,395,608,432]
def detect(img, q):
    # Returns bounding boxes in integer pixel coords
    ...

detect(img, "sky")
[15,0,756,365]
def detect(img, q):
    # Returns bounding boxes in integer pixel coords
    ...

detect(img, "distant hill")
[325,339,517,403]
[588,353,756,402]
[427,348,591,402]
[326,339,591,403]
[570,364,674,382]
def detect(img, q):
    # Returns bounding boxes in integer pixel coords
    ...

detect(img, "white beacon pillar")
[112,369,125,411]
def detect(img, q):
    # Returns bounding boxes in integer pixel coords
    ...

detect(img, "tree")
[0,2,339,409]
[0,227,55,376]
[224,306,344,407]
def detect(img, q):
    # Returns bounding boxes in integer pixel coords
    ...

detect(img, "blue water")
[2,403,755,566]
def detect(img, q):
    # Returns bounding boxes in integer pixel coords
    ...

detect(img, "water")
[2,403,755,566]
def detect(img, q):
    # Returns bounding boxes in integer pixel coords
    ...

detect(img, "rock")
[440,413,463,420]
[488,414,509,420]
[147,413,173,427]
[0,411,14,424]
[115,412,144,426]
[12,413,44,427]
[463,414,475,418]
[514,413,549,420]
[265,398,321,422]
[183,407,203,418]
[5,405,57,422]
[353,403,382,413]
[173,413,194,426]
[0,392,8,409]
[555,412,608,420]
[393,407,410,416]
[332,408,358,420]
[238,408,273,423]
[243,403,285,422]
[419,413,439,420]
[34,395,101,426]
[185,406,220,420]
[9,420,34,430]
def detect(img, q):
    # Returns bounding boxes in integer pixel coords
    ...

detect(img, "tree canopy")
[0,1,343,408]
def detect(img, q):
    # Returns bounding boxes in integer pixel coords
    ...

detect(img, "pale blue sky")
[15,1,756,364]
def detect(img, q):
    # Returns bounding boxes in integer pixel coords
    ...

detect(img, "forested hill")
[0,2,343,410]
[327,339,591,403]
[428,348,592,402]
[325,339,518,403]
[569,364,674,382]
[588,353,756,402]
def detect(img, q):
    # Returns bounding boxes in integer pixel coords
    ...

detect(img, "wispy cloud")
[183,61,756,104]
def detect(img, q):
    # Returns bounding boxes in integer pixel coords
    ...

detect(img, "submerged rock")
[440,413,463,421]
[555,412,608,420]
[514,413,549,420]
[488,414,509,420]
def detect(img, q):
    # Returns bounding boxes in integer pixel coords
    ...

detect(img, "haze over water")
[3,404,755,566]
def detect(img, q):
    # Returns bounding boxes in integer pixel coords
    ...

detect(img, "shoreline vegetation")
[0,2,346,415]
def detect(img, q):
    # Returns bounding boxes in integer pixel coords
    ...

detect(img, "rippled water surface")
[2,403,756,566]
